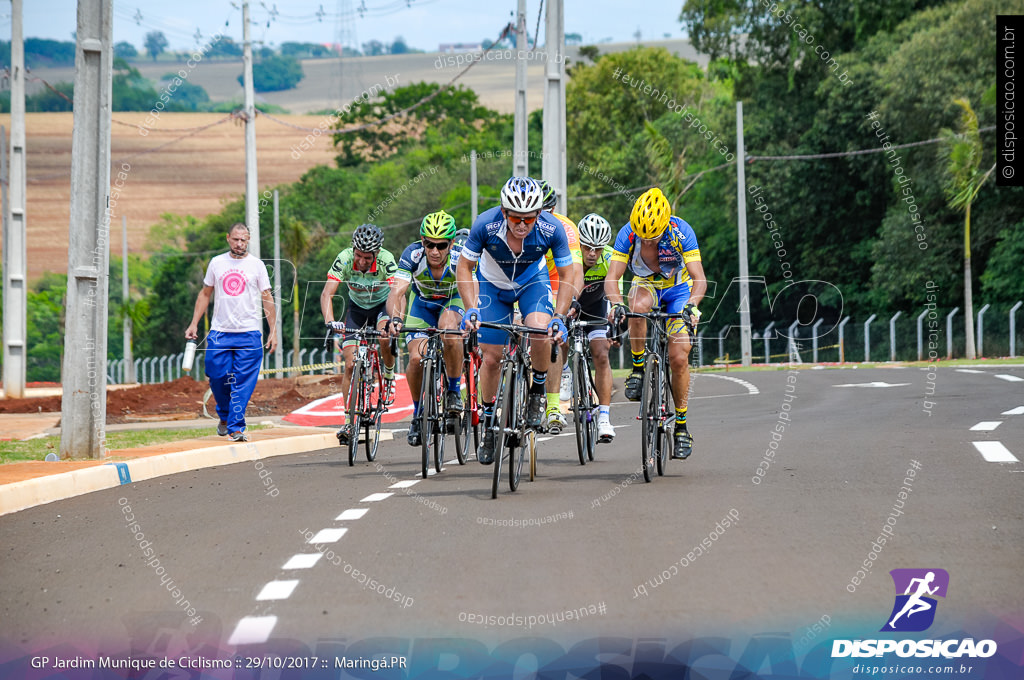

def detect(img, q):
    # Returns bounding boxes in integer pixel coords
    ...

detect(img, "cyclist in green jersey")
[386,211,465,447]
[320,224,399,444]
[570,213,618,442]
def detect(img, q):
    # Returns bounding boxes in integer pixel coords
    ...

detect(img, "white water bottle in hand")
[182,340,197,372]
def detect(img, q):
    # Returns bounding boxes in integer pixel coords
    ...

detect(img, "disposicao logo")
[832,569,998,659]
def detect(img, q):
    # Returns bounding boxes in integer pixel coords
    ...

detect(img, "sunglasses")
[422,239,451,250]
[506,214,538,225]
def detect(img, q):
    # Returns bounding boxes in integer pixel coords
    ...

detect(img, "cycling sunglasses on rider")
[421,238,452,250]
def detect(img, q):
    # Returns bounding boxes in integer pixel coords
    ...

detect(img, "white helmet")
[500,177,544,213]
[577,213,612,248]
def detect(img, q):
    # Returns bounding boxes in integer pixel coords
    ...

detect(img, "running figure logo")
[881,568,949,632]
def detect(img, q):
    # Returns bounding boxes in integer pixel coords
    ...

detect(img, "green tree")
[940,98,996,359]
[208,36,243,58]
[239,54,304,92]
[114,41,138,59]
[144,31,168,61]
[390,37,410,54]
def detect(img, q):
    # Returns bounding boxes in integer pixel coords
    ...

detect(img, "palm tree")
[940,98,996,360]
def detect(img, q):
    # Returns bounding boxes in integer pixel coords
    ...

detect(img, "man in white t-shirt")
[185,224,277,441]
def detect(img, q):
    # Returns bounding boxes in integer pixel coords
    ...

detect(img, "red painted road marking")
[283,375,413,426]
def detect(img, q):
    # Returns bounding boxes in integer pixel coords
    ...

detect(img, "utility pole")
[3,0,27,399]
[61,0,113,460]
[273,189,283,377]
[242,0,260,258]
[512,0,528,177]
[541,0,567,214]
[122,215,134,383]
[735,102,752,366]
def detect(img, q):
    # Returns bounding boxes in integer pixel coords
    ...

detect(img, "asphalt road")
[2,366,1021,673]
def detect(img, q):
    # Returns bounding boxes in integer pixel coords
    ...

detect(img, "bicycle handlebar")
[477,321,560,362]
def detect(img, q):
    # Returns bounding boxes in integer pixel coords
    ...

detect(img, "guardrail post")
[298,348,308,374]
[133,358,141,384]
[718,324,729,364]
[787,320,800,362]
[812,319,824,363]
[140,357,150,384]
[838,316,851,362]
[976,303,990,358]
[158,355,167,383]
[286,349,294,370]
[1011,301,1023,358]
[889,311,902,362]
[945,307,959,359]
[763,321,776,364]
[863,314,878,363]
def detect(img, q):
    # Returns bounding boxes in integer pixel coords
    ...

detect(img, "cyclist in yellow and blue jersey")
[386,210,464,448]
[537,180,583,433]
[604,188,707,460]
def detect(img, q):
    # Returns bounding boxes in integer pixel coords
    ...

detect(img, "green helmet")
[420,210,457,240]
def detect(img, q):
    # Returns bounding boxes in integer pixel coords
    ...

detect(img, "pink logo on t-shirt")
[222,271,247,296]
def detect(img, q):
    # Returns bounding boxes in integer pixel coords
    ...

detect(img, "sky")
[9,0,688,53]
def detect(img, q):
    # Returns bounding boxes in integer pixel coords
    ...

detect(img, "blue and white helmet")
[500,176,544,213]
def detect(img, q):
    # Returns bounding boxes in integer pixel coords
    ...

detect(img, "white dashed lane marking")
[972,442,1019,463]
[336,508,370,520]
[1003,406,1024,415]
[282,553,323,570]
[970,422,1002,431]
[956,369,985,374]
[256,580,300,601]
[360,492,394,502]
[995,374,1024,382]
[389,480,420,489]
[228,616,277,645]
[309,528,347,543]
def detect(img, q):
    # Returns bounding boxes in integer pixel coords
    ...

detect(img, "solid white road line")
[972,442,1019,463]
[970,422,1002,431]
[360,492,394,502]
[336,508,369,520]
[1003,406,1024,415]
[309,528,347,543]
[256,580,299,601]
[995,374,1024,382]
[282,553,323,570]
[228,616,277,645]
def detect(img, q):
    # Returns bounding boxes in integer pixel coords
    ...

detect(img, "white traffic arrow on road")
[833,382,912,388]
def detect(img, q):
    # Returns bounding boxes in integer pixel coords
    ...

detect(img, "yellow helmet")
[630,188,671,239]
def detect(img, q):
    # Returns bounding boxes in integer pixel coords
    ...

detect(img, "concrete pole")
[838,316,850,363]
[916,309,928,361]
[863,314,877,363]
[541,0,567,214]
[273,190,283,377]
[1011,301,1022,358]
[888,311,902,362]
[3,0,27,400]
[242,0,260,258]
[512,0,528,177]
[976,303,990,358]
[470,150,478,223]
[122,215,134,383]
[945,307,959,359]
[60,0,113,460]
[763,321,776,364]
[735,102,752,366]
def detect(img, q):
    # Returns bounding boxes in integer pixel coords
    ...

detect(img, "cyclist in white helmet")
[571,213,618,442]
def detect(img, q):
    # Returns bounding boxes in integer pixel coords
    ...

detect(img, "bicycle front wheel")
[583,358,598,462]
[571,351,589,465]
[640,357,660,482]
[491,361,515,499]
[509,359,529,492]
[347,361,363,467]
[420,359,435,479]
[656,377,671,476]
[432,360,446,474]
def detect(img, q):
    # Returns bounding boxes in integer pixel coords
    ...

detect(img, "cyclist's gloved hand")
[327,320,346,333]
[461,308,481,331]
[568,299,582,319]
[548,316,567,343]
[386,316,403,335]
[612,304,629,328]
[683,303,701,326]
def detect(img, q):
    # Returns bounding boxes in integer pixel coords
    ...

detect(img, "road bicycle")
[476,321,557,498]
[458,330,483,465]
[326,326,396,466]
[616,311,693,482]
[401,327,465,478]
[565,318,606,465]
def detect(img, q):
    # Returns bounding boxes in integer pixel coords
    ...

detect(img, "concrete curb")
[0,430,394,517]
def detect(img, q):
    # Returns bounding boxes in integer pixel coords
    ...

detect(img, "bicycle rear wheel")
[420,359,434,479]
[509,359,528,492]
[491,361,515,499]
[640,356,660,482]
[347,361,363,466]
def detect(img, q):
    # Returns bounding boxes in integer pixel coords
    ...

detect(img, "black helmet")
[352,224,384,253]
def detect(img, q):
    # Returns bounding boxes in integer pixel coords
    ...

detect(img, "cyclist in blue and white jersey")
[457,177,574,465]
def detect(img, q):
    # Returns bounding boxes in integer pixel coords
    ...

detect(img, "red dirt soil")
[0,375,344,424]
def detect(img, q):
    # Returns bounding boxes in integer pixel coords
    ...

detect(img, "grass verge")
[0,425,271,464]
